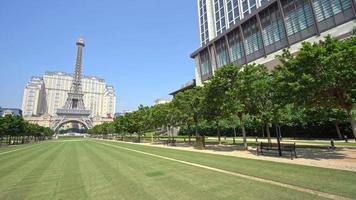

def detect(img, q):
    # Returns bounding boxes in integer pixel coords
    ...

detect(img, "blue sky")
[0,0,199,112]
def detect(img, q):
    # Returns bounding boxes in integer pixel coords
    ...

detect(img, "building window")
[227,29,245,62]
[214,0,227,35]
[260,4,286,46]
[199,50,213,80]
[227,0,241,26]
[313,0,333,22]
[313,0,352,22]
[282,0,314,36]
[242,0,250,15]
[260,0,269,6]
[215,39,229,67]
[243,18,263,55]
[199,0,210,45]
[249,0,257,11]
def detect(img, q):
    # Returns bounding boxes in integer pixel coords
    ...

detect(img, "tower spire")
[53,36,93,133]
[62,36,87,110]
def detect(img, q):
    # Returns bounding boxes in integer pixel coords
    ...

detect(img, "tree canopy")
[88,36,356,145]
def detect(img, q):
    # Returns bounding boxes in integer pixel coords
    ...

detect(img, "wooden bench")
[163,139,176,146]
[152,138,176,146]
[257,142,297,160]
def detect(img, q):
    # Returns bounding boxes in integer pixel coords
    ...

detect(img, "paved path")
[109,139,356,172]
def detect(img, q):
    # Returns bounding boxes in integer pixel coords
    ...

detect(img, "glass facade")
[282,0,315,36]
[227,0,241,26]
[214,0,227,34]
[195,0,355,81]
[215,38,230,66]
[241,0,257,16]
[243,18,264,56]
[199,50,213,80]
[313,0,352,22]
[227,29,245,63]
[198,0,273,46]
[260,4,286,47]
[313,0,334,22]
[199,0,210,45]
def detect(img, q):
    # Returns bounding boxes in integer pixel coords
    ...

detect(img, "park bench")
[163,139,176,146]
[257,142,297,160]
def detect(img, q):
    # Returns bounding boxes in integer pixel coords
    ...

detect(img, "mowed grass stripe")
[78,141,122,199]
[82,141,160,200]
[51,141,89,200]
[4,143,65,200]
[0,142,58,178]
[22,142,70,200]
[98,139,356,198]
[0,143,43,155]
[89,141,325,200]
[0,142,51,165]
[94,141,356,198]
[0,142,64,199]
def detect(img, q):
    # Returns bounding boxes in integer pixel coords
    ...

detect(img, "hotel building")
[22,72,116,118]
[192,0,356,85]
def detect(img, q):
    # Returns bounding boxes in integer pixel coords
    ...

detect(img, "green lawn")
[0,139,355,200]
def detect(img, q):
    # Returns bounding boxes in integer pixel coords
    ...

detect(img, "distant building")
[154,98,172,105]
[0,108,22,117]
[170,79,196,96]
[115,110,133,117]
[22,72,116,118]
[22,76,46,116]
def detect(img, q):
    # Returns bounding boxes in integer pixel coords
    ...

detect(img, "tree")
[172,91,194,142]
[173,87,205,147]
[204,66,233,144]
[275,36,356,139]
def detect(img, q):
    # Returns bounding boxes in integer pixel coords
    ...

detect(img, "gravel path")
[135,141,356,172]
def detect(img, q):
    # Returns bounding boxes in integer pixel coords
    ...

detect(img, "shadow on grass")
[185,141,352,161]
[128,139,354,161]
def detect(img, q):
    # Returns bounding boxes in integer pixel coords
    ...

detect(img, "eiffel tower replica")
[51,36,93,132]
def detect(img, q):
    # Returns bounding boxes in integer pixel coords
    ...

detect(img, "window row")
[197,0,355,81]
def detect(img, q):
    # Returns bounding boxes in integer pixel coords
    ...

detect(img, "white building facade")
[194,0,356,86]
[22,72,116,118]
[22,76,46,116]
[198,0,271,46]
[154,98,172,105]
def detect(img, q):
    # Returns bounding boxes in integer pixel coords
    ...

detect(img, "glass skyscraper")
[193,0,356,85]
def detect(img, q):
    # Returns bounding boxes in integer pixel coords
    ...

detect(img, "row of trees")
[0,115,54,146]
[89,36,356,148]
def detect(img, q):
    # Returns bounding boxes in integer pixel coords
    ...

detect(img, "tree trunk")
[351,119,356,141]
[333,121,342,140]
[202,132,206,148]
[195,123,199,137]
[261,125,265,138]
[217,124,221,145]
[275,124,282,156]
[346,110,356,141]
[233,127,236,144]
[171,126,175,141]
[239,115,247,150]
[278,125,282,141]
[187,124,191,143]
[266,123,271,143]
